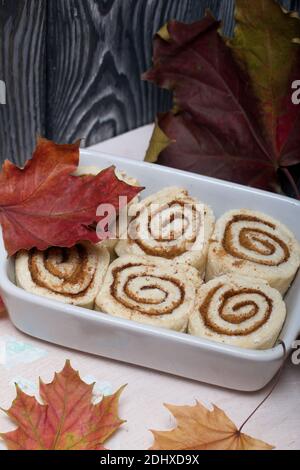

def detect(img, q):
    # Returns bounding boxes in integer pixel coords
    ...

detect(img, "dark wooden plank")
[0,0,46,165]
[46,0,224,147]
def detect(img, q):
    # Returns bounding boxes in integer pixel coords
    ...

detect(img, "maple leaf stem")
[238,341,287,434]
[282,168,300,200]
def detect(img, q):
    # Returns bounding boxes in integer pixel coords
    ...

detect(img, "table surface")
[0,125,299,451]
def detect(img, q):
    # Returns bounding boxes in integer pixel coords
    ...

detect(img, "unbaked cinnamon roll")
[188,274,286,349]
[115,187,215,276]
[95,255,202,332]
[15,243,110,309]
[207,209,300,295]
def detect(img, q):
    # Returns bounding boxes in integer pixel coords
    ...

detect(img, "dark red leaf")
[0,138,143,255]
[144,11,300,194]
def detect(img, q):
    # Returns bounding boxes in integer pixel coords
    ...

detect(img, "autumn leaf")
[0,137,143,256]
[0,360,125,450]
[230,0,300,166]
[150,402,273,451]
[144,14,278,192]
[144,2,300,195]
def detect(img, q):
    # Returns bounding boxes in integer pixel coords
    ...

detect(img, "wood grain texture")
[46,0,225,147]
[0,0,46,165]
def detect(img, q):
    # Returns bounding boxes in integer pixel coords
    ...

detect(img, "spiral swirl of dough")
[207,210,300,294]
[96,255,202,332]
[134,202,200,258]
[188,275,286,349]
[110,262,186,316]
[29,245,98,295]
[199,284,272,336]
[223,214,290,266]
[116,187,215,275]
[15,243,110,308]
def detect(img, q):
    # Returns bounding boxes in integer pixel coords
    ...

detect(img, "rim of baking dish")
[81,149,300,209]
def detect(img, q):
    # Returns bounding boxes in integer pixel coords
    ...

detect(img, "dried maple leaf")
[150,402,273,450]
[144,2,300,195]
[0,360,125,450]
[0,137,143,255]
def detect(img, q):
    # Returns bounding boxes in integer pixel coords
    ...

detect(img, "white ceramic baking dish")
[1,149,300,392]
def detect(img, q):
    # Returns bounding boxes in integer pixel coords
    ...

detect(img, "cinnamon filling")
[110,263,185,316]
[29,245,95,298]
[131,200,200,259]
[223,215,290,266]
[200,284,273,336]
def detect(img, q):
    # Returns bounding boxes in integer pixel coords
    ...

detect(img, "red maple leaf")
[0,138,143,255]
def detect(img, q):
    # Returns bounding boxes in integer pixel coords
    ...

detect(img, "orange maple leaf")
[150,402,274,450]
[0,360,125,450]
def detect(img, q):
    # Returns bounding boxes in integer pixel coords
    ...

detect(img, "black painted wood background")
[0,0,46,164]
[0,0,299,165]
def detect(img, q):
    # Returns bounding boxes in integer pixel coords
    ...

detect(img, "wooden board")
[46,0,226,147]
[0,0,46,165]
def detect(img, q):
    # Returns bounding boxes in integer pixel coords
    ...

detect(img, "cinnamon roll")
[15,243,110,309]
[74,165,140,189]
[95,255,202,332]
[207,209,300,295]
[115,187,215,276]
[188,274,286,349]
[75,166,140,258]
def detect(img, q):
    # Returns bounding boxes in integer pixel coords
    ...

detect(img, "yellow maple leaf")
[150,402,274,450]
